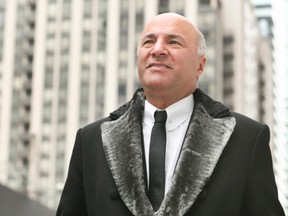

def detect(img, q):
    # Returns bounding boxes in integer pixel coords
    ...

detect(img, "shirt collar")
[143,94,194,131]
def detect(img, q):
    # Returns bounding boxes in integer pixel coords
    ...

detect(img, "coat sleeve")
[56,129,88,216]
[241,125,285,216]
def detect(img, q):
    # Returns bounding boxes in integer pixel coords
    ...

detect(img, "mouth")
[147,62,171,69]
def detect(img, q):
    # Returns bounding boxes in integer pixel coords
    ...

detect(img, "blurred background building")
[0,0,287,213]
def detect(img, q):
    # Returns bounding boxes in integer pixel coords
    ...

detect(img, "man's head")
[137,13,206,109]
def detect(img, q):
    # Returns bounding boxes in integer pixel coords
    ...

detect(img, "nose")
[150,40,168,57]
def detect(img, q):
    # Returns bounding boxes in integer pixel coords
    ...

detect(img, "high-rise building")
[221,0,260,120]
[197,0,223,101]
[0,0,35,192]
[271,0,288,213]
[252,0,288,213]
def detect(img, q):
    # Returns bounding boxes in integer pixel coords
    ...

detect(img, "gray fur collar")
[101,89,236,216]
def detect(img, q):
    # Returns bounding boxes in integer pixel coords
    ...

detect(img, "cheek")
[183,55,200,73]
[137,58,148,83]
[138,48,150,61]
[177,61,199,83]
[137,55,146,73]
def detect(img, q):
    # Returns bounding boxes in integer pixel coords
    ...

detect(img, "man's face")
[138,14,206,104]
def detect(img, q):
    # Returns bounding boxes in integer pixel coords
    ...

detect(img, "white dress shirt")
[142,94,194,195]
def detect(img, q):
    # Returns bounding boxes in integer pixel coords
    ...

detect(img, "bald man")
[57,13,284,216]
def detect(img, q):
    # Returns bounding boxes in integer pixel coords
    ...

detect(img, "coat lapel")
[101,89,236,216]
[101,90,154,215]
[157,97,236,215]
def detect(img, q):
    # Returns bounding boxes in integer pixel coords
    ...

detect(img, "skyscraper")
[271,0,288,213]
[221,0,260,120]
[0,0,35,193]
[252,0,288,213]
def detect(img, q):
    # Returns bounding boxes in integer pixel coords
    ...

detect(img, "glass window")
[62,1,71,19]
[83,0,92,18]
[199,0,210,6]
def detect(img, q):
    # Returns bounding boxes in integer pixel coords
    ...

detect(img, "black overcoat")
[57,89,284,216]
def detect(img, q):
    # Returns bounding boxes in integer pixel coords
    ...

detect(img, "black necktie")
[148,110,167,211]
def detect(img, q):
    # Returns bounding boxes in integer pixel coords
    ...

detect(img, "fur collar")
[101,89,236,216]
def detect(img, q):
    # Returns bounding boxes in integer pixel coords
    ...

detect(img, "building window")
[159,0,169,13]
[199,0,210,6]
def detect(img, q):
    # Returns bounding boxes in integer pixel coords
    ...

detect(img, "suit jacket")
[57,88,285,216]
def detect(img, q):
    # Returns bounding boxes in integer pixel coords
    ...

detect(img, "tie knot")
[154,110,167,123]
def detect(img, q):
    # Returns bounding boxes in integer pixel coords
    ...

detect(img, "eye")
[169,40,180,45]
[169,41,177,44]
[142,39,154,46]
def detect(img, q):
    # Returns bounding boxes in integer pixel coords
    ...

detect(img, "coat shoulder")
[81,117,111,132]
[76,117,112,145]
[231,112,269,130]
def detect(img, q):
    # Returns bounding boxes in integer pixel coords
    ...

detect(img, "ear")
[196,56,206,79]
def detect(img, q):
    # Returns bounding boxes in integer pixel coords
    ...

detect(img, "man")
[57,13,285,216]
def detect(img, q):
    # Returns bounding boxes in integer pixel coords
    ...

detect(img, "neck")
[146,99,171,110]
[145,90,194,110]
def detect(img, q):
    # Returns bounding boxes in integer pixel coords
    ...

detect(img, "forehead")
[141,15,195,41]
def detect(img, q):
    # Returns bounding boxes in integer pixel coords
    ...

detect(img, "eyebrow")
[141,33,184,41]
